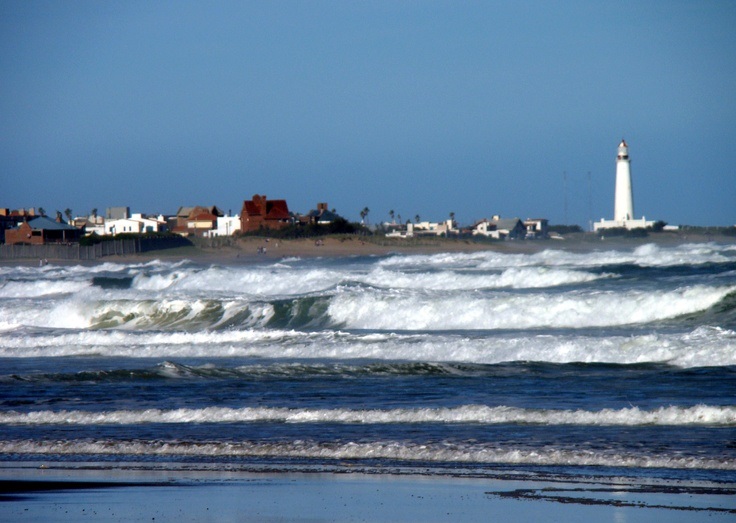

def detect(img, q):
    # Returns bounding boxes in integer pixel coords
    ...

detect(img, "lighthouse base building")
[594,139,656,232]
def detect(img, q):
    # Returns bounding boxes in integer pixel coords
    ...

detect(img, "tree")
[38,207,45,216]
[389,209,395,223]
[360,207,370,224]
[415,214,421,223]
[449,212,455,225]
[64,208,72,222]
[91,208,98,218]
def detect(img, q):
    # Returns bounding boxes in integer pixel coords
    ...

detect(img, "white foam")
[0,327,734,367]
[132,266,347,297]
[362,267,610,291]
[2,404,733,426]
[0,279,91,298]
[379,242,736,270]
[0,439,731,470]
[327,285,735,330]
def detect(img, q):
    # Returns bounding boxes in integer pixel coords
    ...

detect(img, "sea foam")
[2,404,733,426]
[0,439,732,470]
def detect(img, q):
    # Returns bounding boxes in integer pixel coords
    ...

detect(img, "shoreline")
[2,465,734,522]
[2,231,733,267]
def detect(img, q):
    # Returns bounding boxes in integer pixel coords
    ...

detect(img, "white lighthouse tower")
[614,139,634,221]
[594,138,655,231]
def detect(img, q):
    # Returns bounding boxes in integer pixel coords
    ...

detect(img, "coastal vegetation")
[238,218,371,239]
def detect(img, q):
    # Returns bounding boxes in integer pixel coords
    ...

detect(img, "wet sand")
[1,467,735,522]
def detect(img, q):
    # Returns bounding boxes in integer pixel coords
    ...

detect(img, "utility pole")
[563,171,568,225]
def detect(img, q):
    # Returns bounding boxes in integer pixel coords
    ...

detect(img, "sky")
[1,0,735,227]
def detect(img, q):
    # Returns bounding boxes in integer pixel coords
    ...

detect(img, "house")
[5,215,82,245]
[75,214,106,237]
[106,214,167,235]
[240,195,291,233]
[302,203,341,225]
[186,209,219,236]
[524,218,549,239]
[473,216,525,240]
[411,220,456,237]
[106,207,130,220]
[385,219,457,238]
[204,214,242,237]
[0,208,36,243]
[171,206,224,236]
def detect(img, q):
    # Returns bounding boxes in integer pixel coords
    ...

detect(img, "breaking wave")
[327,285,736,330]
[2,284,732,332]
[379,242,736,270]
[2,404,733,426]
[1,326,735,367]
[1,439,732,471]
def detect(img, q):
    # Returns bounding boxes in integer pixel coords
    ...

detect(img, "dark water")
[1,242,735,483]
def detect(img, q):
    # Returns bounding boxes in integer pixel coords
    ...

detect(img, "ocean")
[1,242,735,486]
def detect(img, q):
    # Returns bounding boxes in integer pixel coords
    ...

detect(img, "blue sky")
[2,0,734,227]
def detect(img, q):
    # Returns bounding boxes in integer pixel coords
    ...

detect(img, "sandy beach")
[2,466,735,522]
[68,231,736,266]
[1,231,733,268]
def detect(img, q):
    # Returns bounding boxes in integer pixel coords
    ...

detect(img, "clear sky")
[2,0,735,227]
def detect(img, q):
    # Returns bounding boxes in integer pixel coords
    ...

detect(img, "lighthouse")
[593,138,656,232]
[614,139,634,221]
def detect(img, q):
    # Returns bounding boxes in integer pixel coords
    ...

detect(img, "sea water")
[1,242,735,483]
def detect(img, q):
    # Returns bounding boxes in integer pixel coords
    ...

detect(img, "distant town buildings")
[2,190,561,246]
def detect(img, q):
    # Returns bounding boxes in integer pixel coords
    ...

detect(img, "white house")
[473,216,525,240]
[524,218,549,239]
[106,213,167,235]
[385,219,457,238]
[204,215,242,237]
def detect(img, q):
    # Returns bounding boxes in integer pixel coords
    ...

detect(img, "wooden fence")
[0,236,192,261]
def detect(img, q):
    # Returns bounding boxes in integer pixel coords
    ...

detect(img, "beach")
[3,466,735,522]
[91,230,736,266]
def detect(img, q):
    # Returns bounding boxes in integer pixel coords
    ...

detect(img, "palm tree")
[389,209,395,224]
[360,207,370,224]
[449,212,455,226]
[64,208,72,223]
[415,214,421,224]
[38,207,46,216]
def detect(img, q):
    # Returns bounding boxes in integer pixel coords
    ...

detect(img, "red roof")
[190,212,217,221]
[243,196,290,220]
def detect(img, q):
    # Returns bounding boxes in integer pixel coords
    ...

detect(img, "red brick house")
[240,195,292,233]
[5,216,82,245]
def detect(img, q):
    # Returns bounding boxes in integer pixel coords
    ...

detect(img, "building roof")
[190,211,218,222]
[243,197,290,220]
[20,216,78,231]
[490,217,523,230]
[305,208,340,223]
